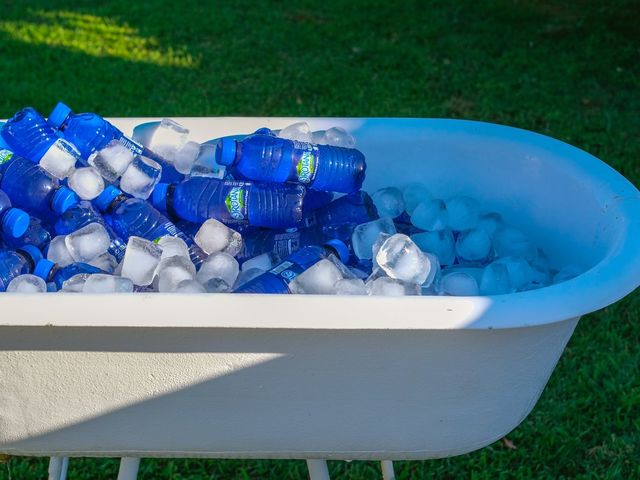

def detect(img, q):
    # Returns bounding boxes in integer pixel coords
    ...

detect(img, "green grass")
[0,0,638,478]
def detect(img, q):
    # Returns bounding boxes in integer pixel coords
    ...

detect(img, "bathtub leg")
[117,457,140,480]
[306,459,331,480]
[381,460,395,480]
[48,456,68,480]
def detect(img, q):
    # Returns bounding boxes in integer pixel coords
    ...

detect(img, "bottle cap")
[19,245,43,265]
[325,239,350,264]
[94,185,122,212]
[215,138,237,166]
[151,183,170,212]
[48,102,72,129]
[1,208,30,238]
[52,187,79,214]
[33,259,55,280]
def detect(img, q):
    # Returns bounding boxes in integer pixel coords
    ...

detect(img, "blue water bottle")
[0,149,79,220]
[4,217,52,251]
[34,259,103,289]
[215,133,366,193]
[0,189,30,240]
[94,186,206,267]
[0,245,43,291]
[301,191,378,228]
[152,177,306,229]
[0,107,80,168]
[48,102,183,183]
[234,239,349,294]
[55,201,128,261]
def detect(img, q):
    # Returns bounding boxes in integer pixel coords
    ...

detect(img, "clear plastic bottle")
[301,191,378,228]
[0,245,43,291]
[0,188,30,240]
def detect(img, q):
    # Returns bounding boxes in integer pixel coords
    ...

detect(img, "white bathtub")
[0,118,638,460]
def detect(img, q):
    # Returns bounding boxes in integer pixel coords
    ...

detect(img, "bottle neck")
[105,194,128,214]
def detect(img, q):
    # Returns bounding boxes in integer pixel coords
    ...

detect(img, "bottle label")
[293,142,319,184]
[269,260,305,284]
[118,135,144,155]
[152,222,179,242]
[225,185,249,221]
[0,149,13,165]
[272,231,301,258]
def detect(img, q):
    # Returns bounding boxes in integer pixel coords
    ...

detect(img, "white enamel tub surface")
[0,118,638,460]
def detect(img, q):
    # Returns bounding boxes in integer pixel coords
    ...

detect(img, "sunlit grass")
[0,10,198,68]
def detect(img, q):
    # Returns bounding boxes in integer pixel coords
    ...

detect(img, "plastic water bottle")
[152,177,306,229]
[94,186,206,267]
[48,102,183,183]
[0,107,80,168]
[301,191,378,228]
[234,239,349,294]
[4,217,51,251]
[55,202,127,262]
[0,189,30,239]
[0,149,79,220]
[215,134,366,193]
[0,245,43,291]
[33,259,103,289]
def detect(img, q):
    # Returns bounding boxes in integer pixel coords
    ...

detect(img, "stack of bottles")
[0,105,581,295]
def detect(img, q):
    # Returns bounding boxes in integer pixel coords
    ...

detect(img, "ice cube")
[439,272,479,296]
[335,278,367,295]
[175,279,206,293]
[155,256,196,293]
[320,127,356,148]
[366,277,421,296]
[120,236,162,286]
[7,274,46,293]
[491,256,534,290]
[174,141,201,174]
[88,252,118,273]
[411,199,448,231]
[411,229,456,266]
[455,228,492,263]
[479,262,512,295]
[88,140,135,182]
[68,167,105,200]
[445,196,479,231]
[278,122,313,143]
[157,236,191,260]
[194,219,243,256]
[372,187,405,219]
[493,227,535,261]
[553,265,584,284]
[241,252,280,272]
[119,156,162,199]
[402,183,431,215]
[83,274,133,293]
[203,278,231,293]
[422,252,441,288]
[196,252,239,287]
[234,267,265,288]
[39,139,78,179]
[61,273,91,292]
[47,235,75,267]
[289,258,344,294]
[477,212,504,238]
[148,118,189,160]
[372,232,393,268]
[375,234,432,285]
[191,143,226,179]
[351,217,397,260]
[65,223,110,262]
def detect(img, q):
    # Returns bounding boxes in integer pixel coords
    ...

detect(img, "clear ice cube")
[39,139,78,179]
[119,156,162,199]
[278,122,313,143]
[175,279,206,293]
[83,274,133,293]
[493,227,535,261]
[7,274,46,293]
[88,140,135,182]
[351,217,397,260]
[289,258,344,295]
[157,236,191,260]
[372,187,405,219]
[411,199,448,231]
[120,236,162,286]
[375,234,432,285]
[155,256,196,293]
[366,277,421,296]
[174,141,201,175]
[402,183,431,215]
[196,252,240,287]
[148,118,189,161]
[65,223,111,262]
[479,262,512,295]
[410,229,456,266]
[455,228,492,263]
[61,273,92,292]
[203,278,231,293]
[68,167,105,200]
[445,196,479,231]
[320,127,356,148]
[47,235,75,267]
[335,278,367,295]
[477,212,504,238]
[439,271,479,296]
[88,252,118,273]
[194,219,243,256]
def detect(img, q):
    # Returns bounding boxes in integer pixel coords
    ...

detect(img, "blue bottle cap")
[52,187,79,215]
[19,245,44,265]
[94,185,122,212]
[215,137,237,166]
[1,208,30,238]
[33,259,55,280]
[151,183,169,211]
[325,239,350,264]
[48,102,72,129]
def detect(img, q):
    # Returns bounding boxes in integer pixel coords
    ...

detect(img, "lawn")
[0,0,638,478]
